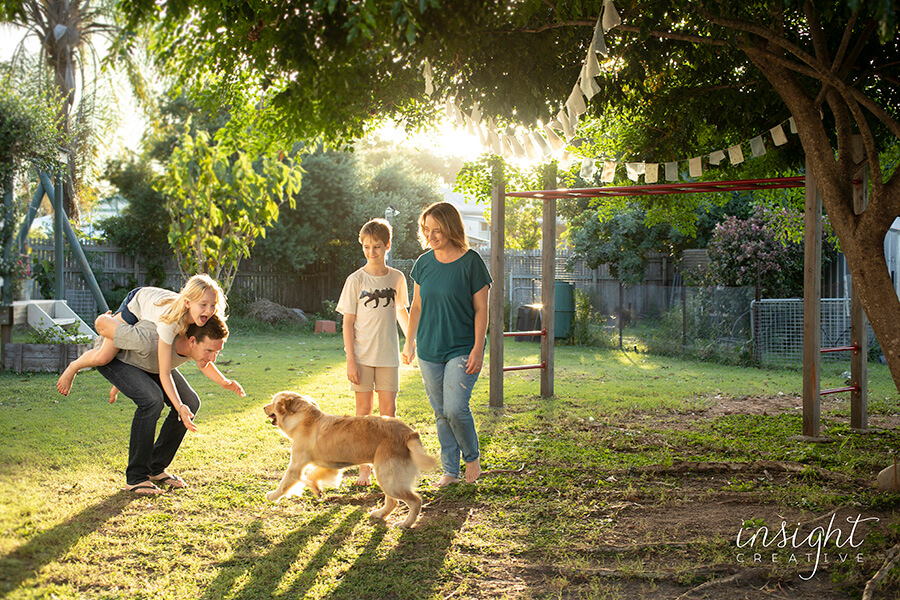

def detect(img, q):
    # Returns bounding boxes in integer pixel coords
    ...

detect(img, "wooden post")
[0,305,12,373]
[489,165,505,409]
[802,158,822,438]
[540,165,557,399]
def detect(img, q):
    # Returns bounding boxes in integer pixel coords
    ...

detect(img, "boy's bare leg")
[355,391,375,485]
[376,390,397,418]
[57,337,120,396]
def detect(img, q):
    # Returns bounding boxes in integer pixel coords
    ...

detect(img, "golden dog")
[264,391,436,528]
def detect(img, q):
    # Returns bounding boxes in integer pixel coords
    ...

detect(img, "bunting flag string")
[424,3,798,184]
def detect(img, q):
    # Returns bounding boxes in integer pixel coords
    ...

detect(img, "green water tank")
[554,281,574,339]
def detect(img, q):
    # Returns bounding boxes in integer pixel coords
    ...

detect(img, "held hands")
[401,341,415,365]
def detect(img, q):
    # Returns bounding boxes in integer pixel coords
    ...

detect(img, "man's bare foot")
[150,472,186,488]
[57,367,76,396]
[355,464,372,486]
[109,386,119,404]
[436,474,460,487]
[124,481,164,495]
[465,459,482,483]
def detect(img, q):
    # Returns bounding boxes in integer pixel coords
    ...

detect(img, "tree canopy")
[8,0,900,383]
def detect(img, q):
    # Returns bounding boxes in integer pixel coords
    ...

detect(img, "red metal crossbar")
[821,385,859,396]
[820,345,859,354]
[503,362,546,372]
[504,329,546,338]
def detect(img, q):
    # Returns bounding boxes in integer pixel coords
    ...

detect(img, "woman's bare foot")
[109,386,119,404]
[436,474,460,487]
[355,464,372,486]
[57,367,77,396]
[465,459,482,483]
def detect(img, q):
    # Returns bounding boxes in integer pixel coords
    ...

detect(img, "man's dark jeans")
[97,358,201,485]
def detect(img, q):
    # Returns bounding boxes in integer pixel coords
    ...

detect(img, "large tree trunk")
[751,52,900,390]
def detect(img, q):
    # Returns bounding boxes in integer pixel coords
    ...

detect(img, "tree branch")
[517,19,595,34]
[803,0,831,66]
[614,24,729,47]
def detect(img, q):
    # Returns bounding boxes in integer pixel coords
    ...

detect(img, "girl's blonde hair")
[418,202,468,252]
[158,274,227,336]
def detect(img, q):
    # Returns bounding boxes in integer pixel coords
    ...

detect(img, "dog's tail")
[407,433,438,471]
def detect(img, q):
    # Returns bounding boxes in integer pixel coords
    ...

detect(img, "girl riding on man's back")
[57,274,226,432]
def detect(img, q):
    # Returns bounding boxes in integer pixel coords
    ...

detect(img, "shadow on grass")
[324,504,468,600]
[0,492,135,597]
[201,507,356,600]
[200,497,467,600]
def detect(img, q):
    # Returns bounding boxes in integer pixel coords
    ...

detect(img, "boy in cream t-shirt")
[336,218,410,485]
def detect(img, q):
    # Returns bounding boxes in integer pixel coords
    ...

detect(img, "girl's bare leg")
[56,336,121,396]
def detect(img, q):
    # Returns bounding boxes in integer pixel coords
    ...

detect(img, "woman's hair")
[359,218,392,245]
[158,274,227,336]
[417,202,468,252]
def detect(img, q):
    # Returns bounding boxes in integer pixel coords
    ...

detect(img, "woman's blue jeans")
[97,358,201,485]
[419,355,481,478]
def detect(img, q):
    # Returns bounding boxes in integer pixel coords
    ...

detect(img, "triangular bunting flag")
[728,145,744,165]
[602,0,621,31]
[589,13,608,56]
[709,150,726,165]
[543,125,566,152]
[423,59,434,96]
[665,162,679,181]
[580,157,596,179]
[750,135,766,157]
[770,124,788,146]
[566,85,587,118]
[601,161,617,182]
[531,131,552,158]
[557,109,574,140]
[584,48,602,78]
[689,157,702,177]
[626,162,645,182]
[645,163,659,183]
[789,117,797,133]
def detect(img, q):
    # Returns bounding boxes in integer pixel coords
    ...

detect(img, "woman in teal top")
[403,202,492,486]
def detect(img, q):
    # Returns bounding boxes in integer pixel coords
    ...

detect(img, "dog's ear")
[303,395,320,410]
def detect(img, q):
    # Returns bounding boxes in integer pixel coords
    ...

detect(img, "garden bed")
[2,342,90,373]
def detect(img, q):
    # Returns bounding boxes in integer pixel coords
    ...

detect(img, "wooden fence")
[27,244,341,317]
[25,243,678,321]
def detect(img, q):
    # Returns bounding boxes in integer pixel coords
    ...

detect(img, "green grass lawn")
[2,325,900,599]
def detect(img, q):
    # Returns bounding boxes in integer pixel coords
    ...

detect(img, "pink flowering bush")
[701,208,804,298]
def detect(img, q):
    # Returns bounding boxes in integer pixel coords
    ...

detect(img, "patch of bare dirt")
[453,394,900,599]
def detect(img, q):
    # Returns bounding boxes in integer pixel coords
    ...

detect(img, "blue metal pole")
[54,169,64,300]
[15,183,47,251]
[38,172,109,312]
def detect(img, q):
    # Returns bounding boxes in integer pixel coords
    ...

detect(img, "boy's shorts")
[351,365,399,393]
